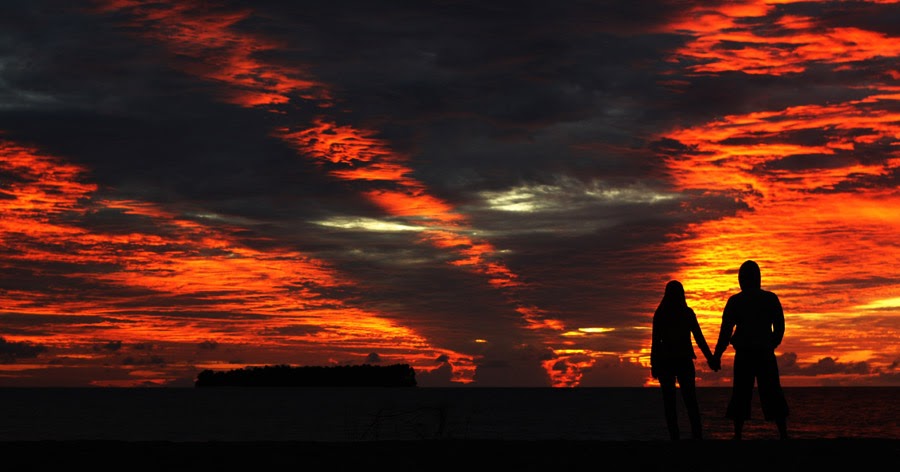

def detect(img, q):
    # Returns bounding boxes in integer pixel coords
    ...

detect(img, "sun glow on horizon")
[655,0,900,384]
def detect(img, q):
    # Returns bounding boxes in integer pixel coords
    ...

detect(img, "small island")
[194,363,417,387]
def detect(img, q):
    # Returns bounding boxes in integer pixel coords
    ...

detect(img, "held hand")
[707,356,721,372]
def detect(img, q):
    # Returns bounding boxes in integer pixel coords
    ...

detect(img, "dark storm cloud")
[0,1,728,353]
[658,71,867,126]
[4,0,895,388]
[189,1,758,357]
[0,260,294,320]
[788,0,900,35]
[0,336,48,363]
[324,247,541,353]
[483,219,682,313]
[239,1,691,191]
[0,2,374,232]
[1,0,721,305]
[95,340,123,352]
[816,166,900,194]
[0,257,121,281]
[1,108,359,226]
[767,152,871,173]
[816,275,900,291]
[415,359,455,387]
[0,313,109,327]
[0,362,197,387]
[63,207,176,237]
[121,355,166,366]
[364,352,381,364]
[258,325,324,337]
[107,309,270,322]
[780,352,871,376]
[471,344,554,387]
[0,2,556,355]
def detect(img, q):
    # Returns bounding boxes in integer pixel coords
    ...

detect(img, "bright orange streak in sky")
[283,121,584,383]
[7,0,893,387]
[280,121,465,224]
[283,118,580,383]
[0,138,467,385]
[93,0,582,386]
[669,1,900,75]
[95,0,328,107]
[664,100,899,208]
[662,193,899,383]
[656,1,900,382]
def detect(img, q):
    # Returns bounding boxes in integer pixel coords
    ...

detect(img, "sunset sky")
[1,0,898,387]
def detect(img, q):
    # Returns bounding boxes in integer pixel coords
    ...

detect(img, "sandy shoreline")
[1,438,895,470]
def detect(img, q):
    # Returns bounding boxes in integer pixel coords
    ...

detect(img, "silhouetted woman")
[650,280,717,440]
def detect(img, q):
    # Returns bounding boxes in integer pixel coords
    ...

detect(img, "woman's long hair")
[655,280,687,317]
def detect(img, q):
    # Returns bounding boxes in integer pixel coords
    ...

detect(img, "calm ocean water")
[0,387,896,441]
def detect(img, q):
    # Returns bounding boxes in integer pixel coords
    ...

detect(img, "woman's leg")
[677,362,703,439]
[659,374,680,440]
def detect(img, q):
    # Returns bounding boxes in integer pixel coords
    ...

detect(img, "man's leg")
[776,417,788,440]
[757,350,790,439]
[727,351,753,440]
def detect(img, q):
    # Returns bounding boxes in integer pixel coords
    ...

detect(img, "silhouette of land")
[194,363,417,387]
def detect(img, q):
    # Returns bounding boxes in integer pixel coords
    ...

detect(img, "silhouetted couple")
[650,260,789,440]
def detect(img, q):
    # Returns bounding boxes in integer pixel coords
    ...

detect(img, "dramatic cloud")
[0,0,897,387]
[0,337,48,363]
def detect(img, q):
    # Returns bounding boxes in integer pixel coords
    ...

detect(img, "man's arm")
[714,299,736,359]
[772,293,785,349]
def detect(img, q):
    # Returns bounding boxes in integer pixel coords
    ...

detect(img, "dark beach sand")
[1,439,895,471]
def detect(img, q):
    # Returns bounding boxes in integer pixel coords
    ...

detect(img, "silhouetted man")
[711,260,789,439]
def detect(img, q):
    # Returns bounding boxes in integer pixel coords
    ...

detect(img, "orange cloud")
[93,0,329,107]
[658,95,900,380]
[0,138,470,384]
[645,1,900,386]
[93,0,577,385]
[667,1,900,75]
